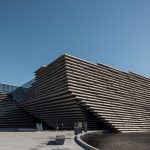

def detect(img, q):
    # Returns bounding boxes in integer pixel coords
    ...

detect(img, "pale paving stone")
[0,131,83,150]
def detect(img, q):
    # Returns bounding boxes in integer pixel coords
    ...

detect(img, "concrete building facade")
[0,54,150,132]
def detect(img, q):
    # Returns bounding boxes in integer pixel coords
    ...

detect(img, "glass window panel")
[8,86,13,93]
[12,86,17,92]
[4,84,8,92]
[0,84,3,91]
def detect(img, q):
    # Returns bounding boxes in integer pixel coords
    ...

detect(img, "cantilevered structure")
[1,54,150,132]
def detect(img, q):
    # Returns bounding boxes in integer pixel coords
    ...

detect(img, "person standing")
[56,123,59,131]
[61,123,64,131]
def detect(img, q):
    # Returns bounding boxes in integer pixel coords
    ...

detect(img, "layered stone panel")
[20,55,108,130]
[65,54,150,132]
[19,54,150,132]
[0,100,36,128]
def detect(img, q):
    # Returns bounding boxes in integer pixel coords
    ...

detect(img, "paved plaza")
[0,131,83,150]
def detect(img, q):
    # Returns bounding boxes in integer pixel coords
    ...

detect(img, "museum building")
[0,54,150,132]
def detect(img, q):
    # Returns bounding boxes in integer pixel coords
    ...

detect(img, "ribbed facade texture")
[0,90,36,128]
[1,54,150,132]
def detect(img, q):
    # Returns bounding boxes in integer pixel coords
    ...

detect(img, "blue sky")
[0,0,150,85]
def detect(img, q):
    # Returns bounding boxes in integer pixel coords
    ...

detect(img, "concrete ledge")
[75,131,99,150]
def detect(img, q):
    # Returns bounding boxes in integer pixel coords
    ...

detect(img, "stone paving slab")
[0,131,83,150]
